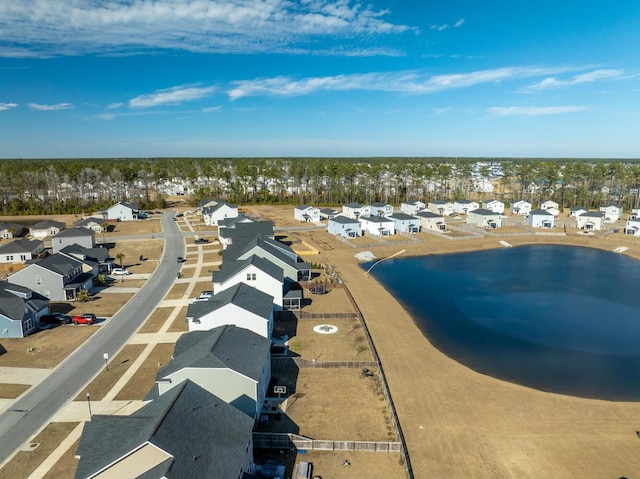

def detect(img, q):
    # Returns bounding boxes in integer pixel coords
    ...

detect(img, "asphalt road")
[0,212,185,466]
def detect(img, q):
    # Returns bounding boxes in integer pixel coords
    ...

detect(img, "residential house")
[197,198,219,211]
[74,217,106,233]
[415,211,446,232]
[52,227,95,254]
[148,325,271,419]
[318,208,340,221]
[29,220,65,238]
[388,213,420,233]
[600,203,623,223]
[202,201,238,226]
[8,252,94,301]
[569,206,588,218]
[0,222,26,239]
[365,202,394,217]
[213,255,284,310]
[624,218,640,236]
[467,208,502,229]
[359,215,396,236]
[226,236,310,283]
[186,282,274,338]
[218,221,274,250]
[428,200,454,216]
[576,211,605,231]
[342,202,365,220]
[294,205,321,223]
[0,238,45,264]
[60,245,114,274]
[482,199,505,214]
[0,282,49,338]
[327,215,362,238]
[630,208,640,220]
[511,199,532,216]
[528,209,555,228]
[218,214,254,231]
[400,200,426,215]
[453,199,479,215]
[104,201,140,221]
[74,380,255,479]
[540,200,560,217]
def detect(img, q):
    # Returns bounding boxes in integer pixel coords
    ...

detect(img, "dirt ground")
[114,343,175,400]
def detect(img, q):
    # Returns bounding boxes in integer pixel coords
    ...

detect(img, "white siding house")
[453,199,479,214]
[599,203,623,223]
[400,200,426,215]
[30,220,65,238]
[576,211,605,231]
[540,200,559,217]
[105,201,139,221]
[0,238,44,264]
[528,208,555,228]
[511,199,532,216]
[482,199,505,214]
[624,218,640,236]
[365,202,394,217]
[388,213,420,233]
[466,208,502,229]
[415,211,446,232]
[202,201,238,226]
[428,200,454,216]
[294,205,321,223]
[342,203,365,220]
[327,215,362,238]
[359,215,395,236]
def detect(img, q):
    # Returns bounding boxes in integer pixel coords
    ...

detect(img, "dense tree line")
[1,157,640,216]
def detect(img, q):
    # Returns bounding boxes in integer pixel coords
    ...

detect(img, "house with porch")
[388,213,420,233]
[599,203,623,223]
[342,202,365,220]
[104,201,140,221]
[0,238,45,264]
[7,252,95,301]
[213,255,284,310]
[400,200,426,215]
[482,199,505,214]
[511,199,532,216]
[428,200,454,216]
[74,217,106,233]
[528,209,555,228]
[365,202,394,217]
[0,282,50,338]
[29,220,65,238]
[467,208,502,229]
[52,227,95,254]
[0,222,26,239]
[218,221,275,250]
[186,282,274,338]
[327,215,362,238]
[540,200,560,217]
[74,380,255,479]
[453,199,479,215]
[569,206,588,218]
[416,211,446,232]
[148,325,271,420]
[202,201,238,226]
[576,211,605,231]
[294,205,321,223]
[624,218,640,236]
[359,215,396,236]
[318,207,340,221]
[60,245,114,274]
[630,208,640,220]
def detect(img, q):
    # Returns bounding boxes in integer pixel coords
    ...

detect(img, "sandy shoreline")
[300,230,640,478]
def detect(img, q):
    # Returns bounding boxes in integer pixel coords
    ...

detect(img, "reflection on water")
[365,245,640,400]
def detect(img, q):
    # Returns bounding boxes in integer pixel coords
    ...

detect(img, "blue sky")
[1,0,638,159]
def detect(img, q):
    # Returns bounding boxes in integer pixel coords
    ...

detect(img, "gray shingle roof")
[360,215,393,224]
[219,221,274,241]
[330,215,360,225]
[74,380,254,479]
[344,202,363,208]
[187,282,273,321]
[157,325,271,380]
[214,255,283,285]
[55,227,94,238]
[0,238,43,254]
[530,208,554,216]
[34,253,84,276]
[0,282,48,321]
[468,208,500,216]
[389,213,417,221]
[30,220,65,231]
[218,214,253,229]
[225,237,296,269]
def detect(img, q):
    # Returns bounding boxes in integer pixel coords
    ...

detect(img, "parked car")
[194,238,209,244]
[40,313,72,325]
[111,268,130,275]
[177,256,185,263]
[72,313,97,325]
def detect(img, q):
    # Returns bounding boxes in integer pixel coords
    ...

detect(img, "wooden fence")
[272,357,376,369]
[253,433,402,453]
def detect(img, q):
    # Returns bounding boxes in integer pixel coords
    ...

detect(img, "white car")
[111,268,131,275]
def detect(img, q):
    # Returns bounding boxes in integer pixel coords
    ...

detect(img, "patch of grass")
[0,383,30,399]
[167,306,189,332]
[42,437,81,479]
[138,308,173,333]
[75,344,146,401]
[0,422,80,479]
[165,283,188,300]
[115,343,175,400]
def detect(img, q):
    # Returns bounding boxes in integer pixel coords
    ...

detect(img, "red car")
[71,313,97,325]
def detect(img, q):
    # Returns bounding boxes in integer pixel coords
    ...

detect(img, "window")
[247,273,256,281]
[35,276,42,286]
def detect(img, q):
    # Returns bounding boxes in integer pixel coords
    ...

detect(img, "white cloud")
[107,102,124,110]
[0,102,18,111]
[0,0,413,58]
[454,18,464,27]
[28,102,73,111]
[525,69,623,90]
[488,105,588,116]
[431,107,448,116]
[130,85,216,108]
[228,65,583,99]
[430,24,448,32]
[203,106,223,112]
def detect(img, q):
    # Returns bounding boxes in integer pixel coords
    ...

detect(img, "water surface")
[365,245,640,400]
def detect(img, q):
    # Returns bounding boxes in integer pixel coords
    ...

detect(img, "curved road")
[0,212,185,466]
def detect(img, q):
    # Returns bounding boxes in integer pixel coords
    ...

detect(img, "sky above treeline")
[1,0,639,159]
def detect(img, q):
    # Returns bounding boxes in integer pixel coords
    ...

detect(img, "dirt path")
[301,230,640,478]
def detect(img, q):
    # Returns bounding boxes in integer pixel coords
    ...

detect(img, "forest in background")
[1,157,640,216]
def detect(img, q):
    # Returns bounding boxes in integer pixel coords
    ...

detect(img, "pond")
[364,245,640,400]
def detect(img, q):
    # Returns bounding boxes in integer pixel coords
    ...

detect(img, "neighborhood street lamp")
[86,392,92,419]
